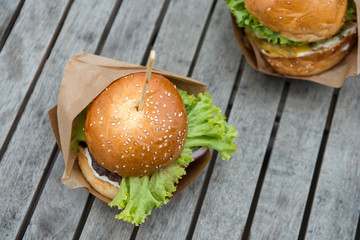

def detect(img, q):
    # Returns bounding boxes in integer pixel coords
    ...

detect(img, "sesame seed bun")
[245,22,357,76]
[244,0,348,42]
[84,73,188,178]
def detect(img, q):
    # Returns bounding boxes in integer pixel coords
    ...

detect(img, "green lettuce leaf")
[109,151,193,225]
[179,90,238,160]
[70,108,87,151]
[225,0,356,46]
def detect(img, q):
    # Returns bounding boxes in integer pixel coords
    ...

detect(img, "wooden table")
[1,0,359,239]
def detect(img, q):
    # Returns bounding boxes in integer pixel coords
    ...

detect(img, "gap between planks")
[0,0,74,163]
[297,88,340,240]
[139,0,170,66]
[0,0,25,51]
[15,145,59,240]
[355,213,360,240]
[241,79,292,240]
[186,56,246,240]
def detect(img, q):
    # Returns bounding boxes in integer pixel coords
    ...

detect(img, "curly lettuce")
[70,108,87,151]
[225,0,356,46]
[71,90,238,225]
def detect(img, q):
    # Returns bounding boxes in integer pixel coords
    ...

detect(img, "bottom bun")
[78,147,119,200]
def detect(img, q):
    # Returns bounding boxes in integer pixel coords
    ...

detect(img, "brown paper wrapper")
[230,2,360,88]
[48,52,210,203]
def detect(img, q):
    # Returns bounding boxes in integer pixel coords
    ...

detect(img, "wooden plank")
[23,154,89,240]
[151,0,210,76]
[80,199,134,240]
[192,64,285,239]
[306,77,360,239]
[136,1,243,238]
[0,0,116,239]
[0,0,21,39]
[0,0,67,151]
[99,0,165,62]
[250,81,333,239]
[78,0,168,237]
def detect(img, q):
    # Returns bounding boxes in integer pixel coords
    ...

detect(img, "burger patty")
[84,144,122,184]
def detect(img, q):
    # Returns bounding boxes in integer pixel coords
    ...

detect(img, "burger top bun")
[244,0,348,42]
[84,73,188,178]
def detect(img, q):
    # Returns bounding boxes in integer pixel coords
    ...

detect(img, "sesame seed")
[116,165,119,168]
[131,154,135,156]
[136,84,139,87]
[126,97,129,100]
[108,149,112,152]
[102,162,104,165]
[163,104,166,108]
[122,156,124,158]
[100,134,104,138]
[123,165,126,168]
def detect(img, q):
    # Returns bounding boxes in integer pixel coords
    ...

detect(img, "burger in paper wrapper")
[49,53,238,226]
[226,0,358,77]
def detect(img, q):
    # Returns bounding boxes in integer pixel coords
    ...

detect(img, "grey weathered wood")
[192,64,285,239]
[23,153,89,240]
[151,0,210,76]
[100,0,165,62]
[0,0,116,239]
[136,1,243,239]
[250,81,333,239]
[0,0,67,151]
[80,199,134,240]
[306,77,360,239]
[78,0,167,237]
[0,0,21,40]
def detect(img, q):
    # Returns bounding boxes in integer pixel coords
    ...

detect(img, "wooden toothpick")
[138,50,156,111]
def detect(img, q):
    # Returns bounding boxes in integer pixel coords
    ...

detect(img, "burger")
[226,0,357,76]
[70,72,238,225]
